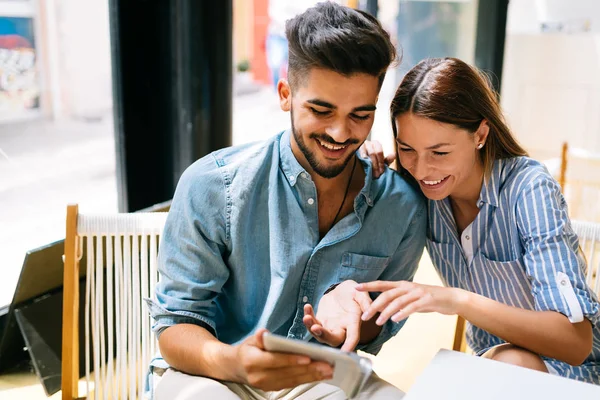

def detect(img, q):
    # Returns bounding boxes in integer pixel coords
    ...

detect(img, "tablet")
[262,332,372,398]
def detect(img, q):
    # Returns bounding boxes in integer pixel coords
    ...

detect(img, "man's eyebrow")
[307,99,335,109]
[352,105,377,112]
[306,99,377,113]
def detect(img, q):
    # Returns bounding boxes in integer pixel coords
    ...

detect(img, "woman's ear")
[278,80,292,112]
[475,119,490,148]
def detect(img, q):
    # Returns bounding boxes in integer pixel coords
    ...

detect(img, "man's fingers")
[253,349,312,369]
[303,304,326,338]
[341,321,360,352]
[313,326,345,348]
[254,328,269,349]
[353,290,373,313]
[303,303,316,318]
[302,304,342,345]
[303,314,324,338]
[252,361,333,391]
[309,323,325,339]
[277,362,334,387]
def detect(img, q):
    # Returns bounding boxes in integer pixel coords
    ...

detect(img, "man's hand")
[233,329,333,391]
[302,280,373,352]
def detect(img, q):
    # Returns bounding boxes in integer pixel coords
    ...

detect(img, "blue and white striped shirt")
[426,157,600,384]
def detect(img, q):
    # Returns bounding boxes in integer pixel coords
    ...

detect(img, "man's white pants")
[154,368,405,400]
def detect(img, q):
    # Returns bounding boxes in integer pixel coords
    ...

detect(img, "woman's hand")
[359,140,396,178]
[356,281,468,325]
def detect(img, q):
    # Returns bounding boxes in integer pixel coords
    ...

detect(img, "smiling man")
[147,3,426,399]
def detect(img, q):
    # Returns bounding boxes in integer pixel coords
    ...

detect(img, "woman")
[359,57,600,383]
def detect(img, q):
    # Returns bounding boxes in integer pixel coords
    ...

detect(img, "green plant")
[236,59,250,72]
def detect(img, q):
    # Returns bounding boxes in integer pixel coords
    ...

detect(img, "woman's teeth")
[422,178,444,185]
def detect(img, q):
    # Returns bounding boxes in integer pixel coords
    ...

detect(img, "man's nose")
[325,119,351,144]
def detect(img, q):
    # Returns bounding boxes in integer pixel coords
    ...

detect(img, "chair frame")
[62,204,81,400]
[61,203,169,400]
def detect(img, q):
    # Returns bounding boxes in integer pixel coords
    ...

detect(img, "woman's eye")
[433,151,449,156]
[399,147,413,152]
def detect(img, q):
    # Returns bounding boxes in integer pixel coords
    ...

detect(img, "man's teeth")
[317,139,346,151]
[422,178,444,185]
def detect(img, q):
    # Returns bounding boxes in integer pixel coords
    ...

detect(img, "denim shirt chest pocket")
[336,252,391,283]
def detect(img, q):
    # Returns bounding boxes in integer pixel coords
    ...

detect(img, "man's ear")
[278,79,292,112]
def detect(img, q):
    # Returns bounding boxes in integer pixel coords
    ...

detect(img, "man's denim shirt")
[146,130,426,370]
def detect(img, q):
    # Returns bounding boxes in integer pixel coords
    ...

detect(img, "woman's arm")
[459,289,592,365]
[357,281,593,365]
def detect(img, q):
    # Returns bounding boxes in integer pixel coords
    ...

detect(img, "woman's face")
[395,113,487,201]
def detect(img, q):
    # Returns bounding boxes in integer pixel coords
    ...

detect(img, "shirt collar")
[279,130,305,187]
[278,129,376,207]
[478,159,503,208]
[357,155,375,207]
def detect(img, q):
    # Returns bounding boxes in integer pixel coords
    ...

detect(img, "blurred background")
[1,0,599,397]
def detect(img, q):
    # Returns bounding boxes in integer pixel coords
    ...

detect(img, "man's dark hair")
[285,2,398,89]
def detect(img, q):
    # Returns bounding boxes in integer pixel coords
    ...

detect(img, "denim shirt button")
[342,253,350,265]
[307,198,315,205]
[302,296,308,303]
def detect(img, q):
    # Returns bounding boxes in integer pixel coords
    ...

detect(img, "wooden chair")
[62,204,168,400]
[452,316,468,352]
[571,220,600,296]
[558,142,600,223]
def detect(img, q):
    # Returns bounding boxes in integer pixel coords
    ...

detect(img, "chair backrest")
[62,204,168,400]
[571,220,600,296]
[559,142,600,222]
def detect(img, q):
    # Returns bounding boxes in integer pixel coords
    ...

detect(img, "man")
[147,3,426,399]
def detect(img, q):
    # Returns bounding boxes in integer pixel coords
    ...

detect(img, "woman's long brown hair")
[390,57,527,177]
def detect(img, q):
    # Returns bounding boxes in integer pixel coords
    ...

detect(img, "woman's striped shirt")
[426,156,600,384]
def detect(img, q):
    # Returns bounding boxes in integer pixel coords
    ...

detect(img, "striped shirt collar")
[478,159,504,208]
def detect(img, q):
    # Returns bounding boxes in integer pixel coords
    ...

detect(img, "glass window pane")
[0,0,117,307]
[371,0,480,156]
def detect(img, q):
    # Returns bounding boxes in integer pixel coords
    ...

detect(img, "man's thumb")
[252,328,269,350]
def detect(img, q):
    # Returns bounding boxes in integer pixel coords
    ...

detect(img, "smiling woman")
[360,57,600,385]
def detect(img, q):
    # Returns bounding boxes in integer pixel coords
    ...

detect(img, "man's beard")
[291,107,358,179]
